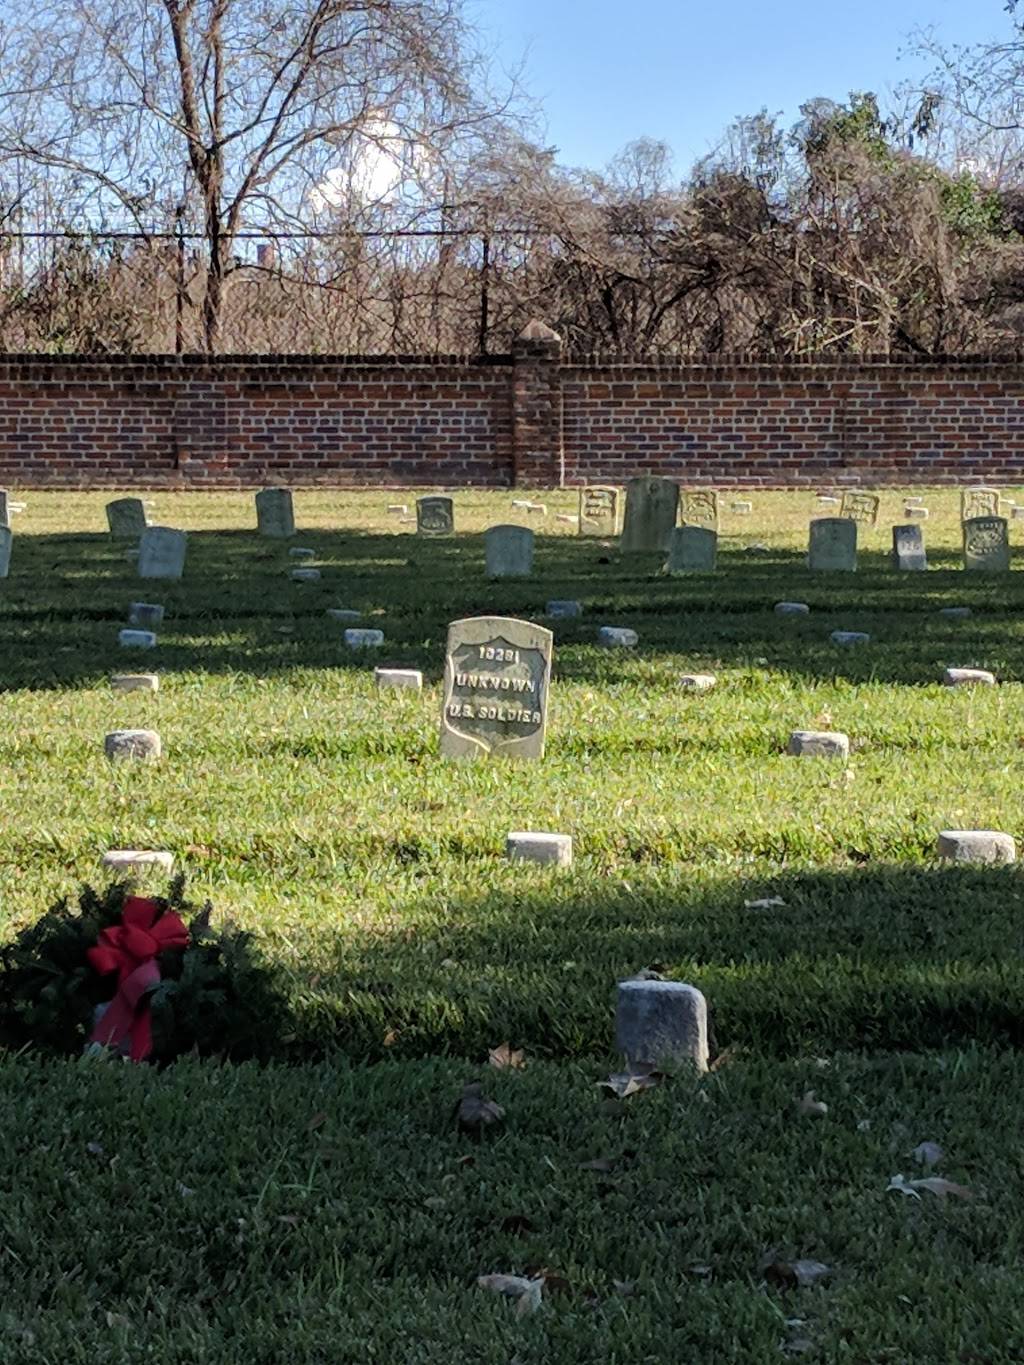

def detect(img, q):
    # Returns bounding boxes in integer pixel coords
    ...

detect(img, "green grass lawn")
[2,486,1024,1361]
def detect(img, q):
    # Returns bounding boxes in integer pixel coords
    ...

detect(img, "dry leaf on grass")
[488,1043,526,1070]
[477,1274,544,1315]
[797,1090,829,1118]
[911,1141,943,1168]
[887,1173,973,1200]
[456,1081,506,1135]
[598,1066,665,1099]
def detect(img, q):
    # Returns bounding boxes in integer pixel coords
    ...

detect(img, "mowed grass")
[2,488,1024,1058]
[3,488,1024,1362]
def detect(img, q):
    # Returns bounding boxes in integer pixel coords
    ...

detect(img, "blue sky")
[470,0,1009,173]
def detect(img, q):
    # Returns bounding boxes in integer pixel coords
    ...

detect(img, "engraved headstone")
[808,518,857,571]
[0,525,10,578]
[417,496,454,536]
[840,490,880,526]
[961,487,1000,522]
[138,526,187,580]
[892,524,927,571]
[667,525,717,574]
[255,488,295,538]
[620,476,679,553]
[106,498,148,540]
[615,980,709,1072]
[0,489,8,529]
[578,485,620,536]
[963,516,1010,572]
[440,616,552,761]
[681,488,719,530]
[485,524,534,578]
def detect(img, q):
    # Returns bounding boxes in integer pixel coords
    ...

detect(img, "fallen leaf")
[798,1090,829,1118]
[579,1156,618,1173]
[177,1182,195,1198]
[710,1045,744,1071]
[765,1259,832,1289]
[744,896,787,909]
[911,1141,943,1169]
[599,1067,664,1099]
[383,1029,400,1047]
[456,1081,506,1135]
[887,1173,973,1200]
[477,1274,543,1315]
[488,1042,526,1070]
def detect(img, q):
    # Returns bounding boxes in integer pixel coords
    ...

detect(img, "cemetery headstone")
[679,673,716,691]
[104,729,162,761]
[417,496,454,536]
[961,487,1000,522]
[962,516,1010,572]
[291,567,321,582]
[775,601,810,615]
[787,730,850,758]
[102,850,174,875]
[938,607,971,619]
[547,600,582,618]
[0,489,8,529]
[129,602,165,628]
[830,630,870,646]
[440,616,552,760]
[667,525,717,573]
[937,830,1015,864]
[680,488,719,530]
[892,524,927,571]
[0,525,10,579]
[578,485,620,536]
[289,547,315,559]
[620,476,679,553]
[840,490,880,526]
[485,524,534,578]
[598,626,638,648]
[943,667,996,687]
[111,674,159,692]
[731,499,752,514]
[106,498,148,540]
[615,980,709,1071]
[118,629,157,649]
[138,527,187,580]
[255,488,295,538]
[506,832,573,866]
[327,608,362,622]
[375,668,422,690]
[344,629,384,648]
[808,518,857,571]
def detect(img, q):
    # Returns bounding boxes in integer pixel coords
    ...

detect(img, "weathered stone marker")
[620,476,679,553]
[680,488,719,530]
[485,524,534,578]
[440,616,552,760]
[938,606,972,619]
[289,547,316,559]
[892,524,927,571]
[326,608,362,622]
[104,729,162,761]
[118,629,157,649]
[961,487,1001,522]
[731,499,752,514]
[830,630,870,646]
[111,674,159,693]
[102,850,174,875]
[943,667,996,687]
[106,498,148,539]
[840,490,880,526]
[808,518,857,571]
[598,626,638,648]
[775,601,810,615]
[344,628,384,648]
[667,525,717,574]
[129,602,165,628]
[546,600,582,618]
[963,516,1010,572]
[679,673,717,691]
[937,830,1015,864]
[417,496,454,536]
[138,527,187,580]
[787,730,850,758]
[578,485,620,536]
[255,488,295,538]
[506,832,573,866]
[375,668,422,690]
[0,526,10,579]
[615,980,709,1071]
[291,567,321,582]
[0,489,8,529]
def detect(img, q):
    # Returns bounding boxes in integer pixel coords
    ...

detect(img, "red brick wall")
[2,348,1024,488]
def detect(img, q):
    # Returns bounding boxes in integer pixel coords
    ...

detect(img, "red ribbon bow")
[87,896,189,1061]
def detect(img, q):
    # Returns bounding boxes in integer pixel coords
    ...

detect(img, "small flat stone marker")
[375,668,422,690]
[775,602,810,615]
[118,629,157,649]
[787,730,850,758]
[104,729,162,761]
[731,500,752,513]
[943,667,996,687]
[111,674,159,692]
[387,504,408,515]
[291,567,321,582]
[511,499,531,510]
[506,832,573,866]
[327,608,362,622]
[345,628,384,648]
[615,980,708,1071]
[128,602,165,628]
[679,673,716,691]
[938,607,972,619]
[937,830,1016,864]
[546,600,582,618]
[556,514,577,525]
[598,626,638,648]
[904,505,929,519]
[289,547,316,559]
[830,630,870,646]
[816,494,840,505]
[255,487,295,538]
[102,850,175,875]
[1014,507,1024,521]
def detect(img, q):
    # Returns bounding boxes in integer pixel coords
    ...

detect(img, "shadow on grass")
[287,862,1024,1064]
[3,528,1024,690]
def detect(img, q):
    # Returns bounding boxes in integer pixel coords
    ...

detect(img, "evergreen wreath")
[0,876,289,1063]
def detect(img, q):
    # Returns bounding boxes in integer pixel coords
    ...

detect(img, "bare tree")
[0,0,505,349]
